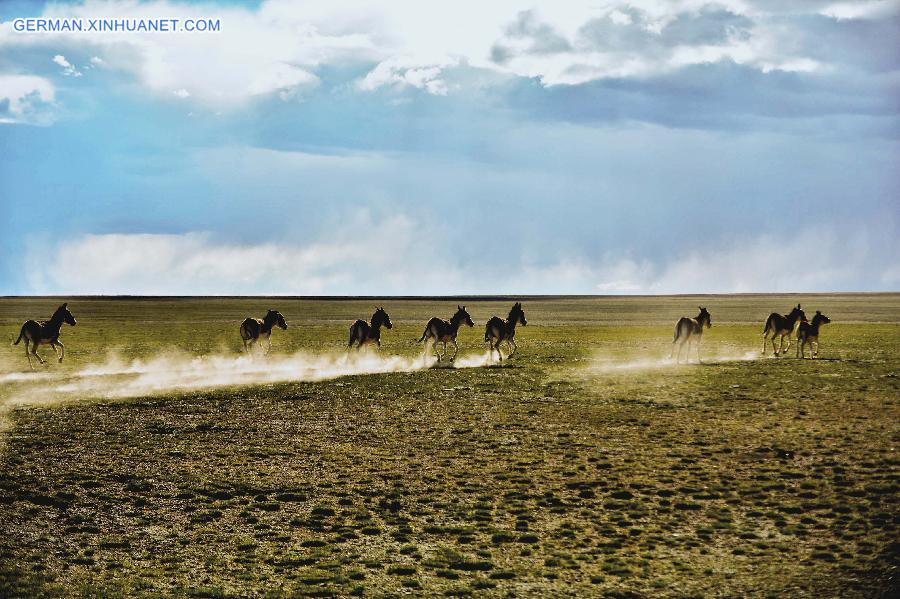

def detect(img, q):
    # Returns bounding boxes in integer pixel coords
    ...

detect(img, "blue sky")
[1,0,898,294]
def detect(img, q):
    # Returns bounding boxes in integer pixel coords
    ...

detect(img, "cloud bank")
[1,0,898,114]
[24,216,899,295]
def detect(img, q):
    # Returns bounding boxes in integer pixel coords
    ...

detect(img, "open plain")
[0,295,897,597]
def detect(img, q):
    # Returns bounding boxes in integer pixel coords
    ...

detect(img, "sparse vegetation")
[0,295,898,597]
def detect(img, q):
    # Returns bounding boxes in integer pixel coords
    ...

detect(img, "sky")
[0,0,898,295]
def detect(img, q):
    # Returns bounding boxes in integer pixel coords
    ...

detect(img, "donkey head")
[55,302,77,326]
[698,306,711,328]
[510,302,527,326]
[267,309,288,330]
[789,304,807,322]
[455,305,475,328]
[374,306,392,329]
[813,310,831,326]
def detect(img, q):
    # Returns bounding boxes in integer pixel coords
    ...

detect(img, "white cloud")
[247,62,319,97]
[0,0,874,107]
[172,88,190,98]
[0,74,55,124]
[357,57,453,94]
[24,215,898,295]
[26,214,465,295]
[602,224,900,294]
[821,0,900,20]
[52,54,81,76]
[1,1,363,107]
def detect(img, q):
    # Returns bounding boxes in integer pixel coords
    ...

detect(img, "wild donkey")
[14,303,77,370]
[670,307,712,364]
[796,311,831,359]
[240,309,287,353]
[762,304,806,356]
[348,307,393,351]
[418,305,475,363]
[484,302,527,362]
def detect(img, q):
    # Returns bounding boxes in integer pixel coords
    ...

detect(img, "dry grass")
[0,295,898,597]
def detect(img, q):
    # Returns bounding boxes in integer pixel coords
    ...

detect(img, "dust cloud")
[0,349,496,426]
[586,350,758,373]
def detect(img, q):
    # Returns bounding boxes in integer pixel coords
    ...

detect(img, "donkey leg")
[24,339,34,370]
[32,344,45,366]
[450,340,459,362]
[50,341,62,363]
[508,339,517,358]
[696,339,702,363]
[782,335,792,356]
[762,332,768,355]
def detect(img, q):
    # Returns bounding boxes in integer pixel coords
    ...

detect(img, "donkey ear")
[797,304,801,309]
[816,310,821,314]
[61,302,68,308]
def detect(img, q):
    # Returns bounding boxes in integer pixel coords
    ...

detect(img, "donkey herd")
[12,301,831,370]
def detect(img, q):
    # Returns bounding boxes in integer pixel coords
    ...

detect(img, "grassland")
[0,294,898,598]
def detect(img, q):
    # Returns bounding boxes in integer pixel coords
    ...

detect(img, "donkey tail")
[13,326,24,345]
[762,314,774,334]
[484,324,491,343]
[417,326,429,344]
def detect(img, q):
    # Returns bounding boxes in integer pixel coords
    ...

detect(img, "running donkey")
[484,302,527,362]
[418,305,475,363]
[348,307,393,350]
[762,304,806,356]
[14,302,77,370]
[670,307,712,363]
[239,309,288,353]
[796,311,831,359]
